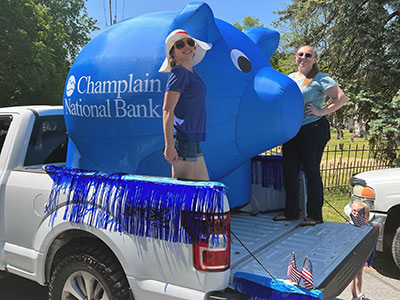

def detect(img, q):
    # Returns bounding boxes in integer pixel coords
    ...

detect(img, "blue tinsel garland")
[233,272,323,300]
[44,165,226,244]
[251,155,284,190]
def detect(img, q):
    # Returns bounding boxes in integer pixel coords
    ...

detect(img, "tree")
[368,90,400,166]
[275,0,400,164]
[269,32,297,74]
[233,17,296,73]
[0,0,97,107]
[233,16,264,31]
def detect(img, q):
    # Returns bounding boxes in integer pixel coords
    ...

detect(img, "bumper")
[369,212,387,252]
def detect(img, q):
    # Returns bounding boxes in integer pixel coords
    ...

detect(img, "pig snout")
[236,67,304,156]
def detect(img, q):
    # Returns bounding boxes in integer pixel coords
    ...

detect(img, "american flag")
[301,256,314,290]
[351,208,367,227]
[287,252,302,283]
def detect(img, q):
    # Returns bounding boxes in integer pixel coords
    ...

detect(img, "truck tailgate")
[230,212,378,299]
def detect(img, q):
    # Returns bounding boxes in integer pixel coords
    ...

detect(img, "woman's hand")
[304,103,323,116]
[164,145,178,164]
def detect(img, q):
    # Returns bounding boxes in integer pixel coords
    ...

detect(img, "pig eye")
[230,49,252,73]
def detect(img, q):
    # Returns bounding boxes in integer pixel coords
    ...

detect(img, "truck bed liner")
[230,212,378,299]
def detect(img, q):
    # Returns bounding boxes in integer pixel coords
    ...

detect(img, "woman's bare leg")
[171,156,208,181]
[192,156,209,180]
[172,160,195,180]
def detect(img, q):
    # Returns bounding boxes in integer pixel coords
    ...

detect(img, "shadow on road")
[0,273,48,300]
[372,251,400,280]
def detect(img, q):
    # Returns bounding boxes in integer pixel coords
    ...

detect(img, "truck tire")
[393,226,400,271]
[49,243,132,300]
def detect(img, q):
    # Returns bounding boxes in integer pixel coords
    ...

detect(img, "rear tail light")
[193,212,230,272]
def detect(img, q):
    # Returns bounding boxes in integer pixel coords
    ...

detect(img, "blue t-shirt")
[166,65,207,142]
[289,72,337,125]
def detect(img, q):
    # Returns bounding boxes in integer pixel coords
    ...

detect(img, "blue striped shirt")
[166,65,207,142]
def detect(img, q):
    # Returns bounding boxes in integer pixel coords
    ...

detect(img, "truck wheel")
[49,243,132,300]
[393,226,400,271]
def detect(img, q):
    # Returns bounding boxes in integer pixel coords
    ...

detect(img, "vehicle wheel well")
[48,237,133,300]
[45,230,121,284]
[383,205,400,251]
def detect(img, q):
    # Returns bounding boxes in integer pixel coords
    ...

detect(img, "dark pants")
[282,117,331,221]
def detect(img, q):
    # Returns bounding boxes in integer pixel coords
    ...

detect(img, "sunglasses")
[296,52,313,59]
[174,39,195,50]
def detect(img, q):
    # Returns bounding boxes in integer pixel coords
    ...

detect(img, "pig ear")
[243,27,280,60]
[169,2,222,44]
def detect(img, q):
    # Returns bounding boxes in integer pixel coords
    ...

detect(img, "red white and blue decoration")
[233,252,322,299]
[301,256,315,290]
[62,1,303,208]
[233,272,323,300]
[44,165,226,244]
[288,252,302,284]
[287,252,315,290]
[350,208,367,227]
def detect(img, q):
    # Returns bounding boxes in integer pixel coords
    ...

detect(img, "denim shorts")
[174,136,202,162]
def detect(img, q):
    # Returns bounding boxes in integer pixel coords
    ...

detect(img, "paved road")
[0,252,399,300]
[335,252,400,300]
[0,273,47,300]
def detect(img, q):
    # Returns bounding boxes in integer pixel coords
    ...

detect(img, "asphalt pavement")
[0,251,399,300]
[335,251,400,300]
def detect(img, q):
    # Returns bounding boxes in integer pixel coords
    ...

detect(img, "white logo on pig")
[75,73,162,98]
[66,75,76,97]
[64,98,162,119]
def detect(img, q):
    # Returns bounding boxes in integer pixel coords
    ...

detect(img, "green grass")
[323,129,372,162]
[323,188,349,223]
[326,129,369,149]
[265,130,371,159]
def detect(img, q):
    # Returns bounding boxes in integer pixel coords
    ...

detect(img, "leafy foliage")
[368,90,400,166]
[0,0,97,107]
[275,0,400,165]
[233,17,296,74]
[233,16,264,31]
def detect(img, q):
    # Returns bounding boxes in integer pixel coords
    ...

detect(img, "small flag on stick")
[301,256,314,290]
[287,252,302,284]
[350,207,367,227]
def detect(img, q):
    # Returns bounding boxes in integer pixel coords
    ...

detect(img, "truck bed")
[230,212,378,299]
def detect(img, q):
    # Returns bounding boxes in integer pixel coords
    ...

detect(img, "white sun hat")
[159,29,211,73]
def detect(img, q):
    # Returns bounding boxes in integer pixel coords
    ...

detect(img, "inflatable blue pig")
[63,2,303,208]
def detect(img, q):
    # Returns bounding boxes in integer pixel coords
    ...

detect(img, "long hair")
[352,200,370,220]
[169,48,177,68]
[300,45,319,87]
[169,44,196,69]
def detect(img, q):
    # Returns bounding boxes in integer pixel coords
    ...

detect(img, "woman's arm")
[305,85,348,116]
[163,90,181,163]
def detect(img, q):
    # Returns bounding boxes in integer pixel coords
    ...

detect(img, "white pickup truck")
[345,168,400,271]
[0,105,378,299]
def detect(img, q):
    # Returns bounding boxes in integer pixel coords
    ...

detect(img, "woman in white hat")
[159,29,211,180]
